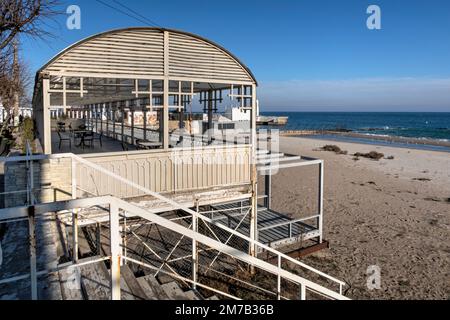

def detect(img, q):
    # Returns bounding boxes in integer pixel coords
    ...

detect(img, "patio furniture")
[136,139,162,150]
[74,130,88,148]
[57,122,66,132]
[57,130,71,150]
[93,131,103,147]
[83,131,94,148]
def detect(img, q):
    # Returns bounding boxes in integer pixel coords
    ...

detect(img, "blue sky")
[21,0,450,111]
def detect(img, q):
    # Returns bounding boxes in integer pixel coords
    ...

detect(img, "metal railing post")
[300,283,306,300]
[28,205,38,300]
[96,222,101,256]
[192,201,199,290]
[72,211,78,263]
[277,255,281,300]
[29,149,34,204]
[123,213,127,265]
[71,158,78,263]
[109,200,121,300]
[318,161,324,243]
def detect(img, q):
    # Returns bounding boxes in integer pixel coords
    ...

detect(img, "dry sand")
[269,136,450,300]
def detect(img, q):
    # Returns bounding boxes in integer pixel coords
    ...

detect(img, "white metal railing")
[0,195,350,300]
[67,153,347,299]
[0,196,240,300]
[0,152,348,300]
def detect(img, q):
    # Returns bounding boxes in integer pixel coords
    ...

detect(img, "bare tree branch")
[0,0,62,50]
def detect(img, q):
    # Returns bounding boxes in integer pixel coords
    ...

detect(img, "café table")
[137,140,163,150]
[73,130,89,148]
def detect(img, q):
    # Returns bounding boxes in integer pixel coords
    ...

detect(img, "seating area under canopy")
[32,27,258,154]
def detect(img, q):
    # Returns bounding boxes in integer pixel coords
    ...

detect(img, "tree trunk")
[12,39,20,126]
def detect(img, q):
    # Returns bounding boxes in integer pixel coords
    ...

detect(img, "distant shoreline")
[279,130,450,152]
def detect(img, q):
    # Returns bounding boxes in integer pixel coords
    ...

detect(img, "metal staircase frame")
[0,151,349,300]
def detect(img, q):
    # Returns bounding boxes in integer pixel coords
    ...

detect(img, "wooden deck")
[210,202,320,250]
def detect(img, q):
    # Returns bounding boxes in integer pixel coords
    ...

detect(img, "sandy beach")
[269,136,450,300]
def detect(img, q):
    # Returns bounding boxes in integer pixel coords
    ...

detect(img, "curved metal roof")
[37,27,257,85]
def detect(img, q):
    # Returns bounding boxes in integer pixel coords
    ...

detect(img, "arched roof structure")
[36,27,257,84]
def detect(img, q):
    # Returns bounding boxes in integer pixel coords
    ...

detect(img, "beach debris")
[386,156,395,160]
[413,178,432,182]
[353,151,385,161]
[424,197,442,202]
[321,145,348,155]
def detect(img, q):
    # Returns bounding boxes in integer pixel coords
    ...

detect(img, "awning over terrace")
[32,27,258,154]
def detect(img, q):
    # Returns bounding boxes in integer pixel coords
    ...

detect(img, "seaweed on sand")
[353,151,384,161]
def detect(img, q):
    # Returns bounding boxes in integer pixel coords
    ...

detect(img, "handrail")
[117,196,350,300]
[0,195,348,300]
[259,215,320,232]
[0,151,347,298]
[68,153,347,290]
[0,197,240,301]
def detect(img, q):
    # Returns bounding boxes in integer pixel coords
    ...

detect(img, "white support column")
[62,76,67,114]
[163,31,170,150]
[109,201,121,300]
[249,84,258,262]
[42,77,52,154]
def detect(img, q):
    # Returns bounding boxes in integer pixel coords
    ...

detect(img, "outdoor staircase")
[73,262,209,300]
[0,152,347,300]
[60,221,215,300]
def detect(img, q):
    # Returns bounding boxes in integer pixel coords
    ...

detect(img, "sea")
[260,112,450,152]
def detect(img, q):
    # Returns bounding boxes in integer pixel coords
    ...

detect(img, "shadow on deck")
[51,131,135,155]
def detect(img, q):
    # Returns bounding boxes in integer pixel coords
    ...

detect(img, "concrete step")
[157,273,176,285]
[136,277,159,300]
[136,275,170,300]
[184,290,201,300]
[79,262,110,300]
[161,281,189,300]
[120,265,147,300]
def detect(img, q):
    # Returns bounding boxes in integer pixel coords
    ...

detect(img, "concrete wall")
[2,145,251,207]
[3,158,72,208]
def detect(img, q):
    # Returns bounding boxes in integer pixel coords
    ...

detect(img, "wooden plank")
[184,290,201,300]
[78,229,93,258]
[142,275,169,300]
[161,282,188,300]
[79,263,110,300]
[120,265,148,300]
[136,277,159,300]
[58,266,84,300]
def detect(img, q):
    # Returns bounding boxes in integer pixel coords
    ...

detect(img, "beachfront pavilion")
[31,27,258,155]
[0,27,342,301]
[29,28,325,256]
